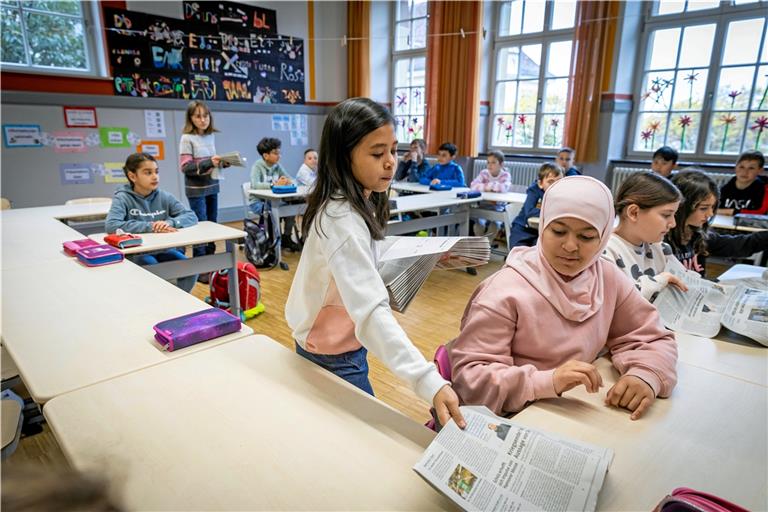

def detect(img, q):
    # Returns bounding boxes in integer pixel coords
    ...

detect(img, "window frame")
[0,1,107,78]
[487,0,576,155]
[626,1,768,161]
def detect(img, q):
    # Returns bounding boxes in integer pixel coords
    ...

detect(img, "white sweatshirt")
[603,234,675,302]
[285,198,447,403]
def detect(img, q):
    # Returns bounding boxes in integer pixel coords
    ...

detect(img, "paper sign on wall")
[144,110,166,138]
[104,162,128,183]
[59,163,96,185]
[53,131,87,153]
[63,107,98,128]
[137,140,165,159]
[271,114,290,131]
[99,127,131,148]
[3,124,43,147]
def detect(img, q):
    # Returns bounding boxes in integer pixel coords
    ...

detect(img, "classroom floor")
[3,223,506,471]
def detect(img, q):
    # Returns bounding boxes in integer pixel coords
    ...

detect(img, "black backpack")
[244,209,280,269]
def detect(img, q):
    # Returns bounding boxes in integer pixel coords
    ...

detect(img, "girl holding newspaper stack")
[285,97,466,430]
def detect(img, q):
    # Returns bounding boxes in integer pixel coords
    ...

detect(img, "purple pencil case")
[63,238,100,256]
[75,244,124,266]
[153,308,241,351]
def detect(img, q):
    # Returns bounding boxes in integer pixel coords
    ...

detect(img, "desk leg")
[458,206,470,236]
[226,240,242,318]
[270,199,288,271]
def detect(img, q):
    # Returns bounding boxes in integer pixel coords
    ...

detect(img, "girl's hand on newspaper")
[605,375,655,420]
[553,360,603,395]
[434,385,466,429]
[211,155,222,167]
[660,272,688,292]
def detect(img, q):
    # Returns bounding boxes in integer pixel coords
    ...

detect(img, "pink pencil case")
[63,238,100,256]
[75,244,124,267]
[153,308,241,351]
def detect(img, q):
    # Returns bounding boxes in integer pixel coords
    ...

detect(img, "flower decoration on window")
[396,93,407,109]
[718,113,737,152]
[678,115,692,151]
[751,116,768,149]
[408,117,423,139]
[640,129,654,149]
[684,72,699,109]
[645,120,661,148]
[549,118,560,145]
[727,90,741,109]
[517,114,529,144]
[643,76,674,107]
[758,74,768,110]
[505,123,513,144]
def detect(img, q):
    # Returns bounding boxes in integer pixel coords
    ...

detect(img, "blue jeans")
[135,249,197,293]
[188,194,218,257]
[295,342,374,396]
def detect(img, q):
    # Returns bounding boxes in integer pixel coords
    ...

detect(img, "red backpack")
[207,262,264,320]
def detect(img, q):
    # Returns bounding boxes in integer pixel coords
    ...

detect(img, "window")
[1,0,96,74]
[392,0,428,143]
[490,0,576,152]
[630,1,768,157]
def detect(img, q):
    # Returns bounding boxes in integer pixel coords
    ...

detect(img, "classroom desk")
[717,263,767,281]
[388,192,481,236]
[390,181,528,205]
[0,258,253,403]
[90,221,246,315]
[511,358,767,511]
[675,332,767,387]
[44,335,455,511]
[248,187,309,270]
[711,214,765,233]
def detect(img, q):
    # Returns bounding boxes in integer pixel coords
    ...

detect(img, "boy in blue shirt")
[556,147,581,176]
[508,162,563,247]
[420,142,466,187]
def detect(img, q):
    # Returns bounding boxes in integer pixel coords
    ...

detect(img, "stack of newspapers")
[219,151,246,167]
[378,236,490,313]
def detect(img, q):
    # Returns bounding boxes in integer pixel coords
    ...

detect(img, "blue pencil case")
[457,191,481,199]
[429,183,453,191]
[75,244,124,267]
[271,184,297,194]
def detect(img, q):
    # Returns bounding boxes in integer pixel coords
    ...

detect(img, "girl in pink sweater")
[448,176,677,420]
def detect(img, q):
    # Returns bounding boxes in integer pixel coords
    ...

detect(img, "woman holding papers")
[448,177,678,420]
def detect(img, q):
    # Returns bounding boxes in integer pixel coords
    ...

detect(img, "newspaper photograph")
[413,407,613,512]
[720,284,768,346]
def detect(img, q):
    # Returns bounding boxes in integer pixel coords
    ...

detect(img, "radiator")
[473,159,540,187]
[611,166,733,193]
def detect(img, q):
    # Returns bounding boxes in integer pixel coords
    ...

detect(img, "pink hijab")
[506,176,615,322]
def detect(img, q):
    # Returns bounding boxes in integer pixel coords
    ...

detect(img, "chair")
[64,197,112,205]
[503,202,524,251]
[242,182,257,219]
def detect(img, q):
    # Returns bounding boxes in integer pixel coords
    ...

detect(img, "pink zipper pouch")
[63,238,100,256]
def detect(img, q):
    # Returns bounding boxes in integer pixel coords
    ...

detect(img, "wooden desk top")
[44,335,455,511]
[1,258,252,403]
[675,332,767,387]
[512,358,767,511]
[90,221,245,255]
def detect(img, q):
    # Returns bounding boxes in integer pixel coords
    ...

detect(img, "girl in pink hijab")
[448,176,677,419]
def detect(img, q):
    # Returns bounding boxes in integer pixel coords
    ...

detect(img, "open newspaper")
[378,236,490,313]
[414,406,613,512]
[654,259,768,345]
[219,151,246,167]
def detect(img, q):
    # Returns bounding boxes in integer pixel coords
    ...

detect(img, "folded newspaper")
[378,236,491,313]
[413,406,613,512]
[219,151,246,167]
[654,259,768,345]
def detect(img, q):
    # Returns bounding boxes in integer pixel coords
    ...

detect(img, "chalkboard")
[104,4,304,104]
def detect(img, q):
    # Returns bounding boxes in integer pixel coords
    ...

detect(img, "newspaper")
[413,406,613,512]
[378,236,490,313]
[219,151,246,167]
[653,260,768,345]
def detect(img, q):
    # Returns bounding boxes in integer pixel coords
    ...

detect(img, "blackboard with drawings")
[105,1,304,104]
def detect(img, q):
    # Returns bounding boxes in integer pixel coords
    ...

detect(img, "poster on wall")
[99,127,132,148]
[137,140,165,159]
[63,107,98,128]
[59,163,96,185]
[103,162,128,183]
[182,1,277,35]
[144,110,166,138]
[3,124,43,147]
[53,131,87,153]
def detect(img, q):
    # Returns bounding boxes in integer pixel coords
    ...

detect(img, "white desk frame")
[248,187,309,270]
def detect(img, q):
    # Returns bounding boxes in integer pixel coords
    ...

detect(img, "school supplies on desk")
[219,151,246,167]
[654,487,749,512]
[62,239,100,256]
[429,183,452,191]
[153,308,241,351]
[734,213,768,230]
[104,233,143,249]
[75,245,124,267]
[456,190,481,199]
[271,184,297,194]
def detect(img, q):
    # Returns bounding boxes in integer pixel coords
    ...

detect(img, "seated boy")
[395,139,430,183]
[718,150,767,215]
[296,148,318,189]
[507,163,563,247]
[470,150,512,238]
[106,152,198,292]
[556,147,581,176]
[249,137,299,251]
[651,146,679,178]
[420,142,466,187]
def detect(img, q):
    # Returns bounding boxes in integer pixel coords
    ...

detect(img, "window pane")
[745,111,768,152]
[722,18,765,66]
[494,81,518,112]
[733,0,759,4]
[411,57,425,86]
[407,115,425,140]
[648,28,680,70]
[518,44,541,79]
[551,0,576,30]
[752,65,768,110]
[499,0,523,37]
[540,114,565,148]
[656,0,685,15]
[412,17,426,49]
[686,0,720,12]
[514,113,536,147]
[395,21,410,51]
[667,112,700,153]
[412,0,427,18]
[21,0,80,15]
[679,24,715,68]
[493,116,516,146]
[497,46,520,80]
[707,112,747,154]
[517,80,539,113]
[395,0,410,21]
[394,88,410,115]
[410,87,425,113]
[547,41,572,76]
[672,69,708,110]
[395,116,409,142]
[1,7,26,64]
[635,113,668,151]
[25,11,86,69]
[394,59,410,87]
[543,78,569,112]
[761,21,768,63]
[522,0,545,34]
[1,1,19,5]
[715,66,755,110]
[639,71,676,111]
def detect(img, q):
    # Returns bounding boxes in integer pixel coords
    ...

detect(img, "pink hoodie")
[447,177,678,416]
